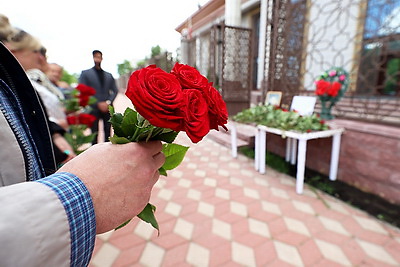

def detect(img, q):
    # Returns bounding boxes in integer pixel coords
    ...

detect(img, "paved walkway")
[89,94,400,267]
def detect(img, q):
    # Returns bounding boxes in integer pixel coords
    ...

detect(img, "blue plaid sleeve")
[36,172,96,267]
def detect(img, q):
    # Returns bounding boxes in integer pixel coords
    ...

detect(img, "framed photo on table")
[265,91,282,106]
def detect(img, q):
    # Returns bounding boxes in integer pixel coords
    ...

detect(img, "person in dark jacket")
[79,50,119,143]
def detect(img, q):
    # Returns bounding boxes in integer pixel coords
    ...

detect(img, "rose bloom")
[171,63,209,91]
[76,84,96,96]
[315,80,330,96]
[202,84,228,131]
[182,89,210,143]
[327,81,342,97]
[67,113,97,128]
[126,65,185,131]
[79,95,90,107]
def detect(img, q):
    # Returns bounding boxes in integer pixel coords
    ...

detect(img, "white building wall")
[303,0,362,90]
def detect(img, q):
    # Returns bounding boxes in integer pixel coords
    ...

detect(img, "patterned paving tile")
[88,105,400,267]
[186,243,210,266]
[212,218,232,240]
[356,239,398,266]
[274,240,304,266]
[232,242,256,266]
[90,243,120,267]
[174,218,194,240]
[318,216,351,236]
[315,239,351,266]
[139,242,165,266]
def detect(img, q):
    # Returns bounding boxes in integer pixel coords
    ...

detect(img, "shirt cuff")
[36,172,96,266]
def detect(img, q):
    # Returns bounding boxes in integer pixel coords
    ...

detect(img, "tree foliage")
[117,59,134,76]
[61,70,78,85]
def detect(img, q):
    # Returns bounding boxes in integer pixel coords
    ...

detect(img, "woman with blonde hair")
[1,14,75,165]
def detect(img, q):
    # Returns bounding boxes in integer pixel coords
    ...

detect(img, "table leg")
[231,124,237,158]
[285,138,291,162]
[296,139,307,194]
[329,133,342,181]
[259,130,266,174]
[291,138,297,165]
[254,128,259,171]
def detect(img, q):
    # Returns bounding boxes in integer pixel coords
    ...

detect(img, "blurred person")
[0,41,165,266]
[79,50,118,144]
[0,13,16,42]
[46,62,72,97]
[1,15,73,164]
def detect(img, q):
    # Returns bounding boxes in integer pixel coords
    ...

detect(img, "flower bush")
[63,84,97,154]
[110,63,228,232]
[315,67,349,120]
[233,104,329,133]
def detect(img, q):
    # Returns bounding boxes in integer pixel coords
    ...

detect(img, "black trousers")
[91,108,111,144]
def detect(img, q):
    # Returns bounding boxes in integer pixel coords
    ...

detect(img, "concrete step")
[208,130,248,148]
[230,122,257,146]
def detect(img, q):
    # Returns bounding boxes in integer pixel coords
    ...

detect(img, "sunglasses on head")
[10,30,27,42]
[33,47,46,57]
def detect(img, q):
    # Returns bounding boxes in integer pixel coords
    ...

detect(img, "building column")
[257,0,268,90]
[225,0,241,26]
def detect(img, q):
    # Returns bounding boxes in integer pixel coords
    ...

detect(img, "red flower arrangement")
[314,67,349,120]
[66,113,97,128]
[75,84,96,107]
[63,84,97,154]
[110,63,228,232]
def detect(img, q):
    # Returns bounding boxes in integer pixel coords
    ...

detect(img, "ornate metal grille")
[263,0,400,125]
[220,24,253,114]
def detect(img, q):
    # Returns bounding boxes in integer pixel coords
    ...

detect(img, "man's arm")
[0,141,164,267]
[0,173,94,267]
[108,73,119,103]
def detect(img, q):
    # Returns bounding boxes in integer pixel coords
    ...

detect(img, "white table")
[255,126,345,194]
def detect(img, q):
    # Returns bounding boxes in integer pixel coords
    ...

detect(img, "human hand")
[97,101,109,113]
[52,133,76,163]
[57,141,165,233]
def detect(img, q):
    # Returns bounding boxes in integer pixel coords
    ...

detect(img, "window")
[357,0,400,96]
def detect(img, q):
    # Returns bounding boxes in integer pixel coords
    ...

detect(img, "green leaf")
[88,96,97,105]
[115,219,131,230]
[120,108,138,137]
[109,135,130,144]
[108,105,115,115]
[109,111,125,137]
[137,203,159,234]
[159,166,167,176]
[154,130,179,143]
[162,143,189,171]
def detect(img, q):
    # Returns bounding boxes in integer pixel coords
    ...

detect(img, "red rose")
[78,113,97,128]
[327,81,342,97]
[182,89,210,143]
[66,115,77,125]
[67,113,97,128]
[315,80,330,96]
[76,84,96,96]
[171,63,209,91]
[202,85,228,131]
[79,95,90,107]
[126,65,185,131]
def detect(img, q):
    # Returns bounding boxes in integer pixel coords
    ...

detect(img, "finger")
[153,152,165,169]
[139,141,163,155]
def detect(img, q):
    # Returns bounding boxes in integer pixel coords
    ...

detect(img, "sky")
[3,0,208,77]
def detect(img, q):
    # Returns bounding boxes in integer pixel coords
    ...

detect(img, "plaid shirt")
[37,173,96,267]
[1,79,96,266]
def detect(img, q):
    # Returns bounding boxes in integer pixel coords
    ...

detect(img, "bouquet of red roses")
[314,67,349,120]
[64,84,97,154]
[109,63,228,232]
